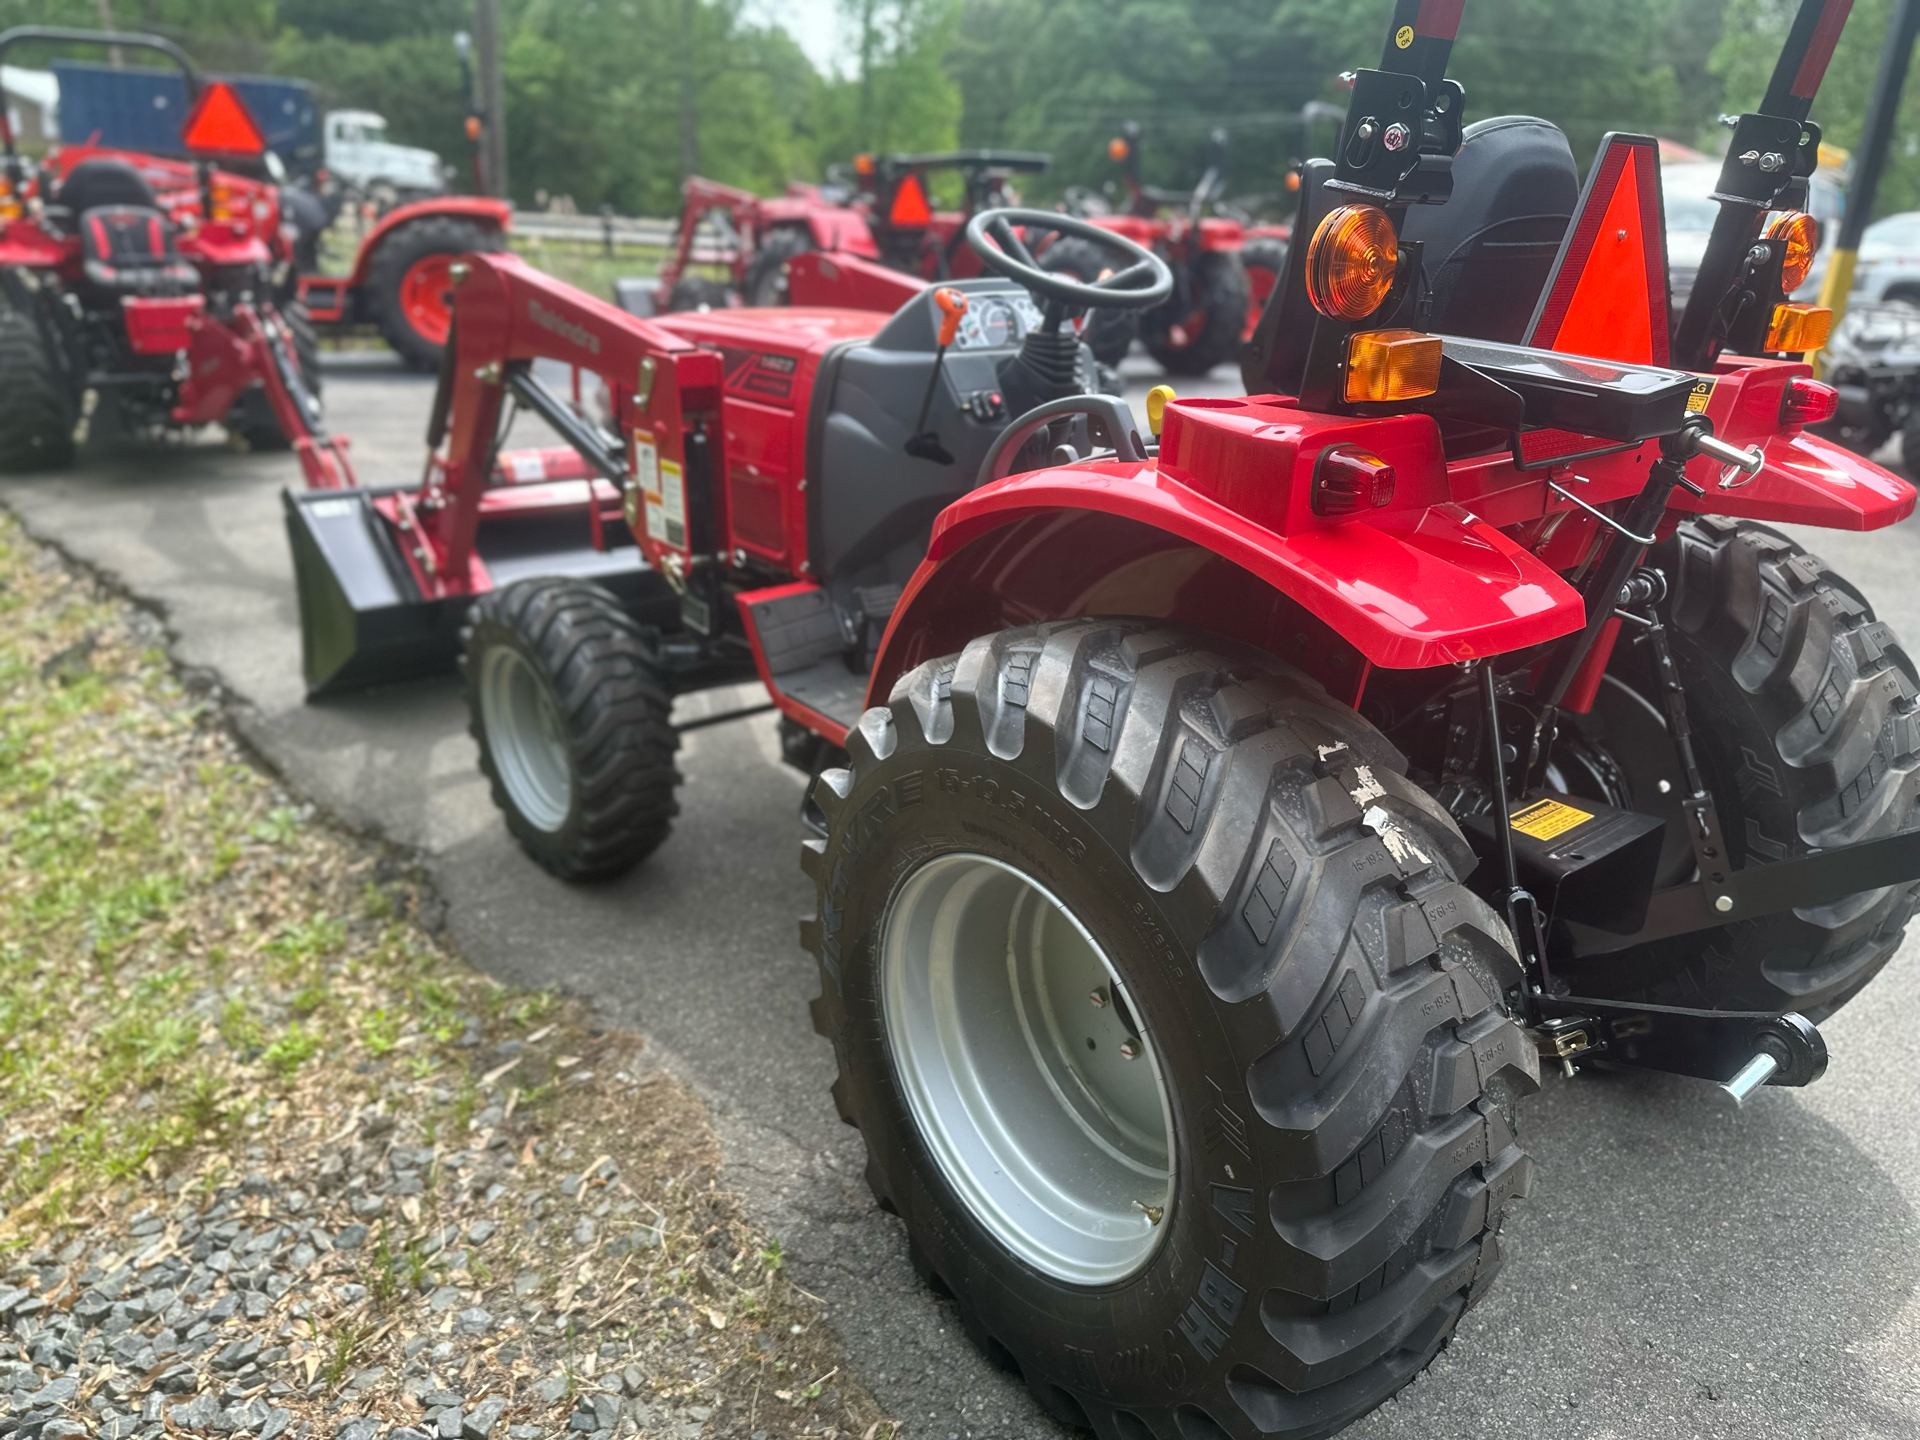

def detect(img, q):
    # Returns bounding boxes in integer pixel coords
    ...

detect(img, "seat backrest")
[56,158,162,216]
[80,205,177,268]
[1400,116,1578,343]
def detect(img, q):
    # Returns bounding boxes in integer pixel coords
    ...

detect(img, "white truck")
[324,109,445,204]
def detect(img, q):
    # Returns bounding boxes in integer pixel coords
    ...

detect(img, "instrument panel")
[950,291,1047,351]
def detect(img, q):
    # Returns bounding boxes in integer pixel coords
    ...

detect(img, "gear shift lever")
[906,287,969,465]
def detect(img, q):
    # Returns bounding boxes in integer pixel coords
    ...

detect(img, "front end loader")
[287,1,1916,1433]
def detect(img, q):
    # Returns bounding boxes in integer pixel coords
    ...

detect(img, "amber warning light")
[1306,204,1397,321]
[1767,211,1819,292]
[1344,329,1441,403]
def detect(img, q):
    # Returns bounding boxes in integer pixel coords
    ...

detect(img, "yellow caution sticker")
[1395,24,1415,47]
[1685,377,1715,414]
[1509,797,1594,841]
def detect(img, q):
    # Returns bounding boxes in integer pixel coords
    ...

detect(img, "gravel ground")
[0,514,885,1440]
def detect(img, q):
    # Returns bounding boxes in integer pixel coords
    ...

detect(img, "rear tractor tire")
[804,618,1539,1438]
[0,303,74,472]
[366,216,505,370]
[742,227,813,308]
[461,578,681,881]
[1145,252,1253,377]
[1564,518,1920,1018]
[1041,236,1141,368]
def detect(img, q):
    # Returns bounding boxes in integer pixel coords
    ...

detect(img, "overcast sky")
[741,0,845,75]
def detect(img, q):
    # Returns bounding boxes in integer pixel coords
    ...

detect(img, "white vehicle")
[1843,211,1920,306]
[324,109,444,202]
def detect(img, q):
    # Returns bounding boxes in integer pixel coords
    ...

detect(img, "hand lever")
[907,287,969,465]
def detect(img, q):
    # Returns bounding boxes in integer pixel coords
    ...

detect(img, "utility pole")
[473,0,508,200]
[1816,0,1920,342]
[96,0,122,66]
[677,0,698,181]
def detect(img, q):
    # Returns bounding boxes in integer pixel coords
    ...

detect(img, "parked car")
[1844,210,1920,305]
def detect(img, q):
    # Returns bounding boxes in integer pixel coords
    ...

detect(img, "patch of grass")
[262,1024,321,1079]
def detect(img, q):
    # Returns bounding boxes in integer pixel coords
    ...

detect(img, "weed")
[262,1025,320,1079]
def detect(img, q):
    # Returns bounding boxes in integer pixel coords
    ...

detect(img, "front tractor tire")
[0,303,74,472]
[366,216,505,370]
[804,620,1539,1438]
[460,579,681,881]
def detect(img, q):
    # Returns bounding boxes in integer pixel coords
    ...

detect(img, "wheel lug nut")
[1089,987,1107,1008]
[1119,1039,1140,1059]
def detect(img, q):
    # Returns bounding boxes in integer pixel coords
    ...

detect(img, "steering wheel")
[964,207,1173,317]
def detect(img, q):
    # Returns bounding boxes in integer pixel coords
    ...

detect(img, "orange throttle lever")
[907,287,970,464]
[933,286,969,347]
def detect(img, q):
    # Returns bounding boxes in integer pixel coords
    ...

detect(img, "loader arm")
[417,252,721,598]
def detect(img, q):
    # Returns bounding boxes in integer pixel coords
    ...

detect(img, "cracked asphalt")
[2,348,1916,1440]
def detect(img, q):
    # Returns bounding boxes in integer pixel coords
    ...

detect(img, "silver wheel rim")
[881,852,1175,1286]
[478,644,572,832]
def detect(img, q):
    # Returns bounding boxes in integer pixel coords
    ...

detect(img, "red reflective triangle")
[182,82,266,157]
[888,173,932,227]
[1528,134,1669,366]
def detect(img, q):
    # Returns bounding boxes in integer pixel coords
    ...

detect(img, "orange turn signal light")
[1766,303,1833,354]
[464,115,482,141]
[1306,204,1397,321]
[1108,137,1130,162]
[1767,211,1818,292]
[1344,328,1442,403]
[854,153,876,177]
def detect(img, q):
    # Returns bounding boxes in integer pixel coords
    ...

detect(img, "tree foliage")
[0,0,1908,221]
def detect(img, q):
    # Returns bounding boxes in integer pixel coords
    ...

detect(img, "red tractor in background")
[0,27,352,484]
[295,193,510,369]
[288,1,1914,1434]
[1057,121,1292,374]
[635,149,1051,314]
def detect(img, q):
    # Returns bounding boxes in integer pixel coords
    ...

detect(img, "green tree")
[812,0,959,160]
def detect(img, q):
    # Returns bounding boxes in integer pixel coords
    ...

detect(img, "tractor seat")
[54,157,164,214]
[1400,116,1578,344]
[77,205,199,297]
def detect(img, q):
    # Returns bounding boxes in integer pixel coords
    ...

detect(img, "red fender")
[866,450,1587,707]
[345,197,512,288]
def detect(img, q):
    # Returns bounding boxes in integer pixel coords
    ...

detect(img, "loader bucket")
[285,487,680,697]
[284,488,466,696]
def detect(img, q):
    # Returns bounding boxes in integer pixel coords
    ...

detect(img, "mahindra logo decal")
[528,298,599,355]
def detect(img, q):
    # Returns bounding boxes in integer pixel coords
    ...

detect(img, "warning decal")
[1685,378,1715,414]
[1509,797,1594,842]
[659,458,686,549]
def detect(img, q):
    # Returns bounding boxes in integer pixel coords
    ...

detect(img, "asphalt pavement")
[3,348,1917,1440]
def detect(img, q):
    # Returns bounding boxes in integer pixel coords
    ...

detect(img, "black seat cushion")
[1401,116,1578,344]
[55,158,162,214]
[79,205,199,295]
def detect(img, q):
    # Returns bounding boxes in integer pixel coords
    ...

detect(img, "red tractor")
[640,149,1051,313]
[1056,121,1290,374]
[0,27,352,484]
[296,194,510,370]
[290,1,1909,1432]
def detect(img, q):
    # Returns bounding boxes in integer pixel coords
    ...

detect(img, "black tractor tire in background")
[1040,236,1141,367]
[665,275,734,312]
[805,618,1538,1438]
[1241,236,1290,329]
[227,301,323,452]
[1900,412,1920,476]
[365,216,505,370]
[0,304,74,472]
[1145,252,1253,377]
[460,578,681,882]
[742,227,814,307]
[1569,518,1920,1018]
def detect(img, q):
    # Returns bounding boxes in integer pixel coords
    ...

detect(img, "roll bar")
[0,26,203,159]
